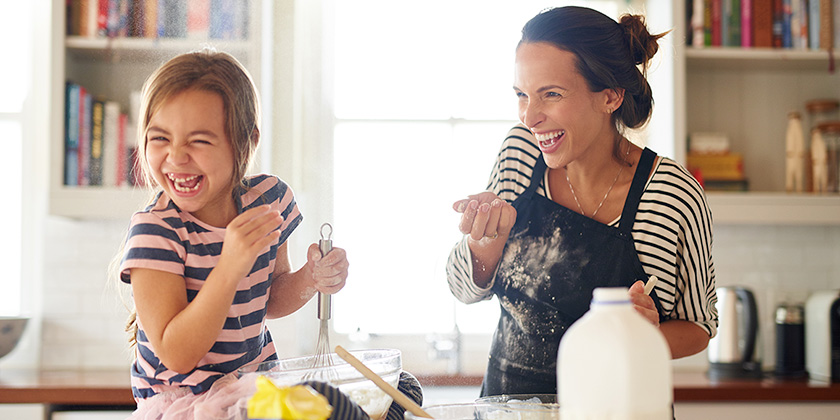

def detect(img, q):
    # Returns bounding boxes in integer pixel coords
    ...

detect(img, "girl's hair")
[136,48,260,192]
[119,49,260,348]
[520,6,668,158]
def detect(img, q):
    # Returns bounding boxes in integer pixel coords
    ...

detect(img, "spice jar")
[813,121,840,193]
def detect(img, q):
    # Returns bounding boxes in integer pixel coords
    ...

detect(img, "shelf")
[65,36,254,62]
[706,192,840,225]
[49,187,152,220]
[686,47,836,72]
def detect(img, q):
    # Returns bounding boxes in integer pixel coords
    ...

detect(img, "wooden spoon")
[334,345,433,419]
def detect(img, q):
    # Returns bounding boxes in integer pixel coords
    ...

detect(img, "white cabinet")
[48,0,266,219]
[662,2,840,225]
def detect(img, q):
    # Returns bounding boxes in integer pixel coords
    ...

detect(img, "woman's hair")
[136,48,260,192]
[520,6,668,157]
[118,49,260,349]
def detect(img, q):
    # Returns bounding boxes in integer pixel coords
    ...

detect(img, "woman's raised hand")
[220,205,283,280]
[453,192,517,244]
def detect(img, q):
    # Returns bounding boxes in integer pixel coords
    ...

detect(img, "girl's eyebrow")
[146,126,220,138]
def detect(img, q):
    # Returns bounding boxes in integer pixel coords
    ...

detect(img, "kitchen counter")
[1,369,838,406]
[414,371,840,402]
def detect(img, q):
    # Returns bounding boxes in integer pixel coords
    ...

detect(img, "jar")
[814,121,840,193]
[805,99,840,131]
[774,304,806,378]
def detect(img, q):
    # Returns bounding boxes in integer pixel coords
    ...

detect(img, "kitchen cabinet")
[661,2,840,225]
[48,0,266,219]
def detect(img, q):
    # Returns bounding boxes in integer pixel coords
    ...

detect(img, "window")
[0,1,30,316]
[330,1,626,338]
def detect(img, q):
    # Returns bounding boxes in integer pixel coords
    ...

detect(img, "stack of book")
[687,0,840,49]
[64,81,138,188]
[686,132,749,191]
[66,0,250,40]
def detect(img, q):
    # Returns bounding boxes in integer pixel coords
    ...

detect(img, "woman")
[446,6,717,396]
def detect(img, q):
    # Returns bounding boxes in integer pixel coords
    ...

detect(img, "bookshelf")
[49,0,265,220]
[662,1,840,225]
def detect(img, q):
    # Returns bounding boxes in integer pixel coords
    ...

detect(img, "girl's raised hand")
[220,205,284,280]
[453,192,517,244]
[306,243,349,294]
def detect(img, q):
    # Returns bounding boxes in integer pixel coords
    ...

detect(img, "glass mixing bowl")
[476,393,558,405]
[406,402,560,420]
[237,348,401,420]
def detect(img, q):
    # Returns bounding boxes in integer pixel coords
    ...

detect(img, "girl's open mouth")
[167,173,203,193]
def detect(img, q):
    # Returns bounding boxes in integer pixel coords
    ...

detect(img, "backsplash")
[13,218,840,373]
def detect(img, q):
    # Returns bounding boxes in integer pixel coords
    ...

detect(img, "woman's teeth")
[535,130,564,148]
[167,174,202,193]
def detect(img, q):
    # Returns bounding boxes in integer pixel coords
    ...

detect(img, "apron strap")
[618,147,656,235]
[525,155,548,198]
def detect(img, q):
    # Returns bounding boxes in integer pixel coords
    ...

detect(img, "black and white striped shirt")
[446,125,718,337]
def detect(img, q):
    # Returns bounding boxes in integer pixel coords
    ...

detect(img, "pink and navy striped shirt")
[120,174,302,399]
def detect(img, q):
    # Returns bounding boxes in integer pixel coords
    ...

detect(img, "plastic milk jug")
[557,287,672,420]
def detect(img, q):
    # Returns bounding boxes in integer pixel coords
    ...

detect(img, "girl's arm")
[266,241,349,319]
[130,206,283,374]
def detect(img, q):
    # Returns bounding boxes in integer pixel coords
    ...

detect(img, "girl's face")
[145,88,237,227]
[514,42,619,168]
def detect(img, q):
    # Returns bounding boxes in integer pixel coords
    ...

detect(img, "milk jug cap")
[592,287,630,304]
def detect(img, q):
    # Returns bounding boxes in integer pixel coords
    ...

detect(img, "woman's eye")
[546,92,562,98]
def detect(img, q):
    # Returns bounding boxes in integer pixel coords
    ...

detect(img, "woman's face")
[514,42,618,168]
[145,88,238,227]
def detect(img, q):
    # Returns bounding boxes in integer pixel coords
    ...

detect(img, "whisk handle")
[317,228,333,320]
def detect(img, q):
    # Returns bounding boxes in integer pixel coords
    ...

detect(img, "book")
[144,0,158,38]
[820,0,834,49]
[687,153,746,181]
[187,0,210,39]
[64,82,80,186]
[782,0,792,48]
[102,101,121,187]
[753,0,774,47]
[742,0,753,46]
[78,87,91,186]
[162,0,187,37]
[772,0,784,47]
[727,0,742,46]
[810,0,821,48]
[89,98,104,186]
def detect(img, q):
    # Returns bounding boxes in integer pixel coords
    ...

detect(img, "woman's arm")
[660,320,710,359]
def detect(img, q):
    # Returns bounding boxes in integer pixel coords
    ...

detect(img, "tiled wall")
[16,219,840,372]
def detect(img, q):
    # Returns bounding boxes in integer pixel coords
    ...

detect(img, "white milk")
[557,287,672,420]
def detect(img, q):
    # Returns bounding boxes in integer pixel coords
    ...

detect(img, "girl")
[447,6,717,396]
[119,49,349,417]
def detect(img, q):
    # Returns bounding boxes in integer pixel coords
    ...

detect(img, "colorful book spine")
[772,0,784,47]
[187,0,210,39]
[89,98,105,186]
[78,87,91,186]
[728,0,742,46]
[65,82,80,186]
[712,0,723,45]
[102,101,120,187]
[144,0,158,38]
[809,0,820,48]
[782,0,792,48]
[118,113,128,186]
[754,0,774,47]
[742,0,753,46]
[821,0,834,49]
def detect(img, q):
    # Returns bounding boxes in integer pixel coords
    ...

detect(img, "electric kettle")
[707,286,763,379]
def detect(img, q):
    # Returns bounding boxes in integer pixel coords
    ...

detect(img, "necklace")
[566,140,631,218]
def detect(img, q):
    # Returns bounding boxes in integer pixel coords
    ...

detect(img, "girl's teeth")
[167,174,201,192]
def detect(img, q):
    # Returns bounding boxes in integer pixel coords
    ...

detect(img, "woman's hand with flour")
[453,192,517,288]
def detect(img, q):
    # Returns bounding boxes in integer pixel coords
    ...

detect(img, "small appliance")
[774,303,806,378]
[805,290,840,382]
[707,286,762,379]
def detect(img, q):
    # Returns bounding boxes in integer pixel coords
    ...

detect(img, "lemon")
[248,376,333,420]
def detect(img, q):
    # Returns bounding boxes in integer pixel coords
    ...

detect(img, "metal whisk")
[305,223,336,382]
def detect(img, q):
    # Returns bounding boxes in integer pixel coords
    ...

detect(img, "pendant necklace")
[566,140,631,218]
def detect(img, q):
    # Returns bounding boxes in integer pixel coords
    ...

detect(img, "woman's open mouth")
[167,173,203,193]
[534,130,565,152]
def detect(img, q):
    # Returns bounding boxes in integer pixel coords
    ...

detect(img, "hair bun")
[619,14,664,67]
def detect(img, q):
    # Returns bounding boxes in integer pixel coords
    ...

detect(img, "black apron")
[481,147,665,397]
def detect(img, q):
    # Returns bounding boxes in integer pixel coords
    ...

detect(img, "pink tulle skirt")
[127,373,257,420]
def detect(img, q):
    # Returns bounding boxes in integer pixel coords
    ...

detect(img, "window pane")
[0,1,31,112]
[0,121,23,315]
